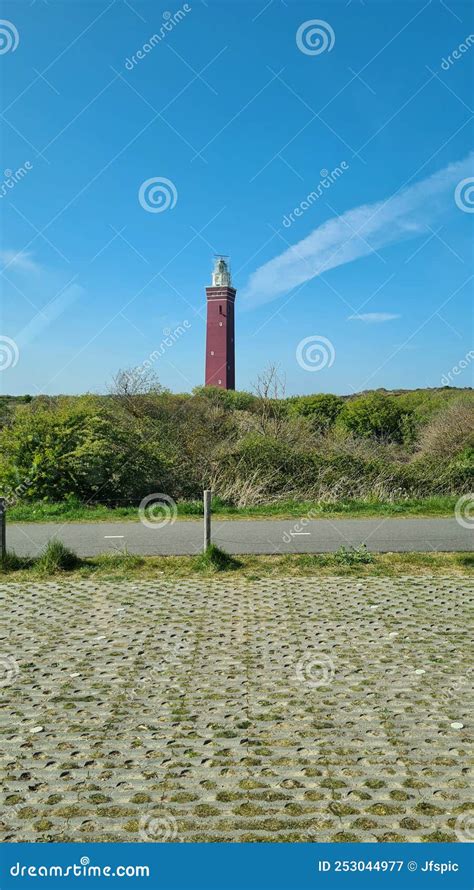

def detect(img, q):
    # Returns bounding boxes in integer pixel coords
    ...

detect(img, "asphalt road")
[6,517,472,557]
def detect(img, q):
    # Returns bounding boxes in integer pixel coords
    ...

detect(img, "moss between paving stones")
[2,574,472,843]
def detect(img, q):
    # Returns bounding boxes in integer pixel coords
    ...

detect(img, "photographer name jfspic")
[317,859,460,873]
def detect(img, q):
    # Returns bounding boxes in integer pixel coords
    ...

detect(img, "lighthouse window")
[210,350,214,355]
[219,321,223,326]
[218,379,222,384]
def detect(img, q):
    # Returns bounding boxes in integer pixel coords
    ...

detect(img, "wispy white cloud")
[348,312,400,322]
[241,153,473,307]
[0,250,41,273]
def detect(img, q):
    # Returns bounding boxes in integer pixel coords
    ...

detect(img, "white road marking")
[104,535,125,539]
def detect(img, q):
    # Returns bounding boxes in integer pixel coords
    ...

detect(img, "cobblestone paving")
[1,577,472,843]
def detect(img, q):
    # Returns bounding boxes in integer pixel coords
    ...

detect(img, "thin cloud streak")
[348,312,400,322]
[241,153,473,307]
[0,250,42,273]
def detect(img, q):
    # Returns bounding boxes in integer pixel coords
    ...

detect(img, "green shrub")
[338,392,409,443]
[193,386,256,411]
[0,396,173,504]
[289,394,344,431]
[214,435,318,496]
[0,386,471,509]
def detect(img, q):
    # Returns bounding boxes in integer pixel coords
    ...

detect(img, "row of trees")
[0,372,472,506]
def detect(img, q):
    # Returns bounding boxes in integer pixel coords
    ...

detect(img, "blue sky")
[0,0,473,396]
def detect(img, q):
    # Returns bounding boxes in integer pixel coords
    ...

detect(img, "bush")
[418,398,474,458]
[0,386,471,509]
[289,394,344,431]
[338,392,409,443]
[0,396,173,504]
[212,435,319,501]
[193,386,256,411]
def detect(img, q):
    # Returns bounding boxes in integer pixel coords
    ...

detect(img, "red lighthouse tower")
[205,256,236,389]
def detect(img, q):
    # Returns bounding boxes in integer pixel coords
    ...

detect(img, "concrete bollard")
[203,489,211,551]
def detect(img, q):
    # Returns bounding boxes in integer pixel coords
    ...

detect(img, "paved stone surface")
[7,517,473,557]
[1,577,472,843]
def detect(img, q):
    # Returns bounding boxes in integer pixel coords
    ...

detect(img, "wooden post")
[0,498,6,561]
[203,489,211,551]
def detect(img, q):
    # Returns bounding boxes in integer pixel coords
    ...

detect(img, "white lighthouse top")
[211,255,232,287]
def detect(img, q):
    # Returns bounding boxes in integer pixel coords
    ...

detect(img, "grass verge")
[1,547,472,582]
[192,544,242,573]
[7,495,458,523]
